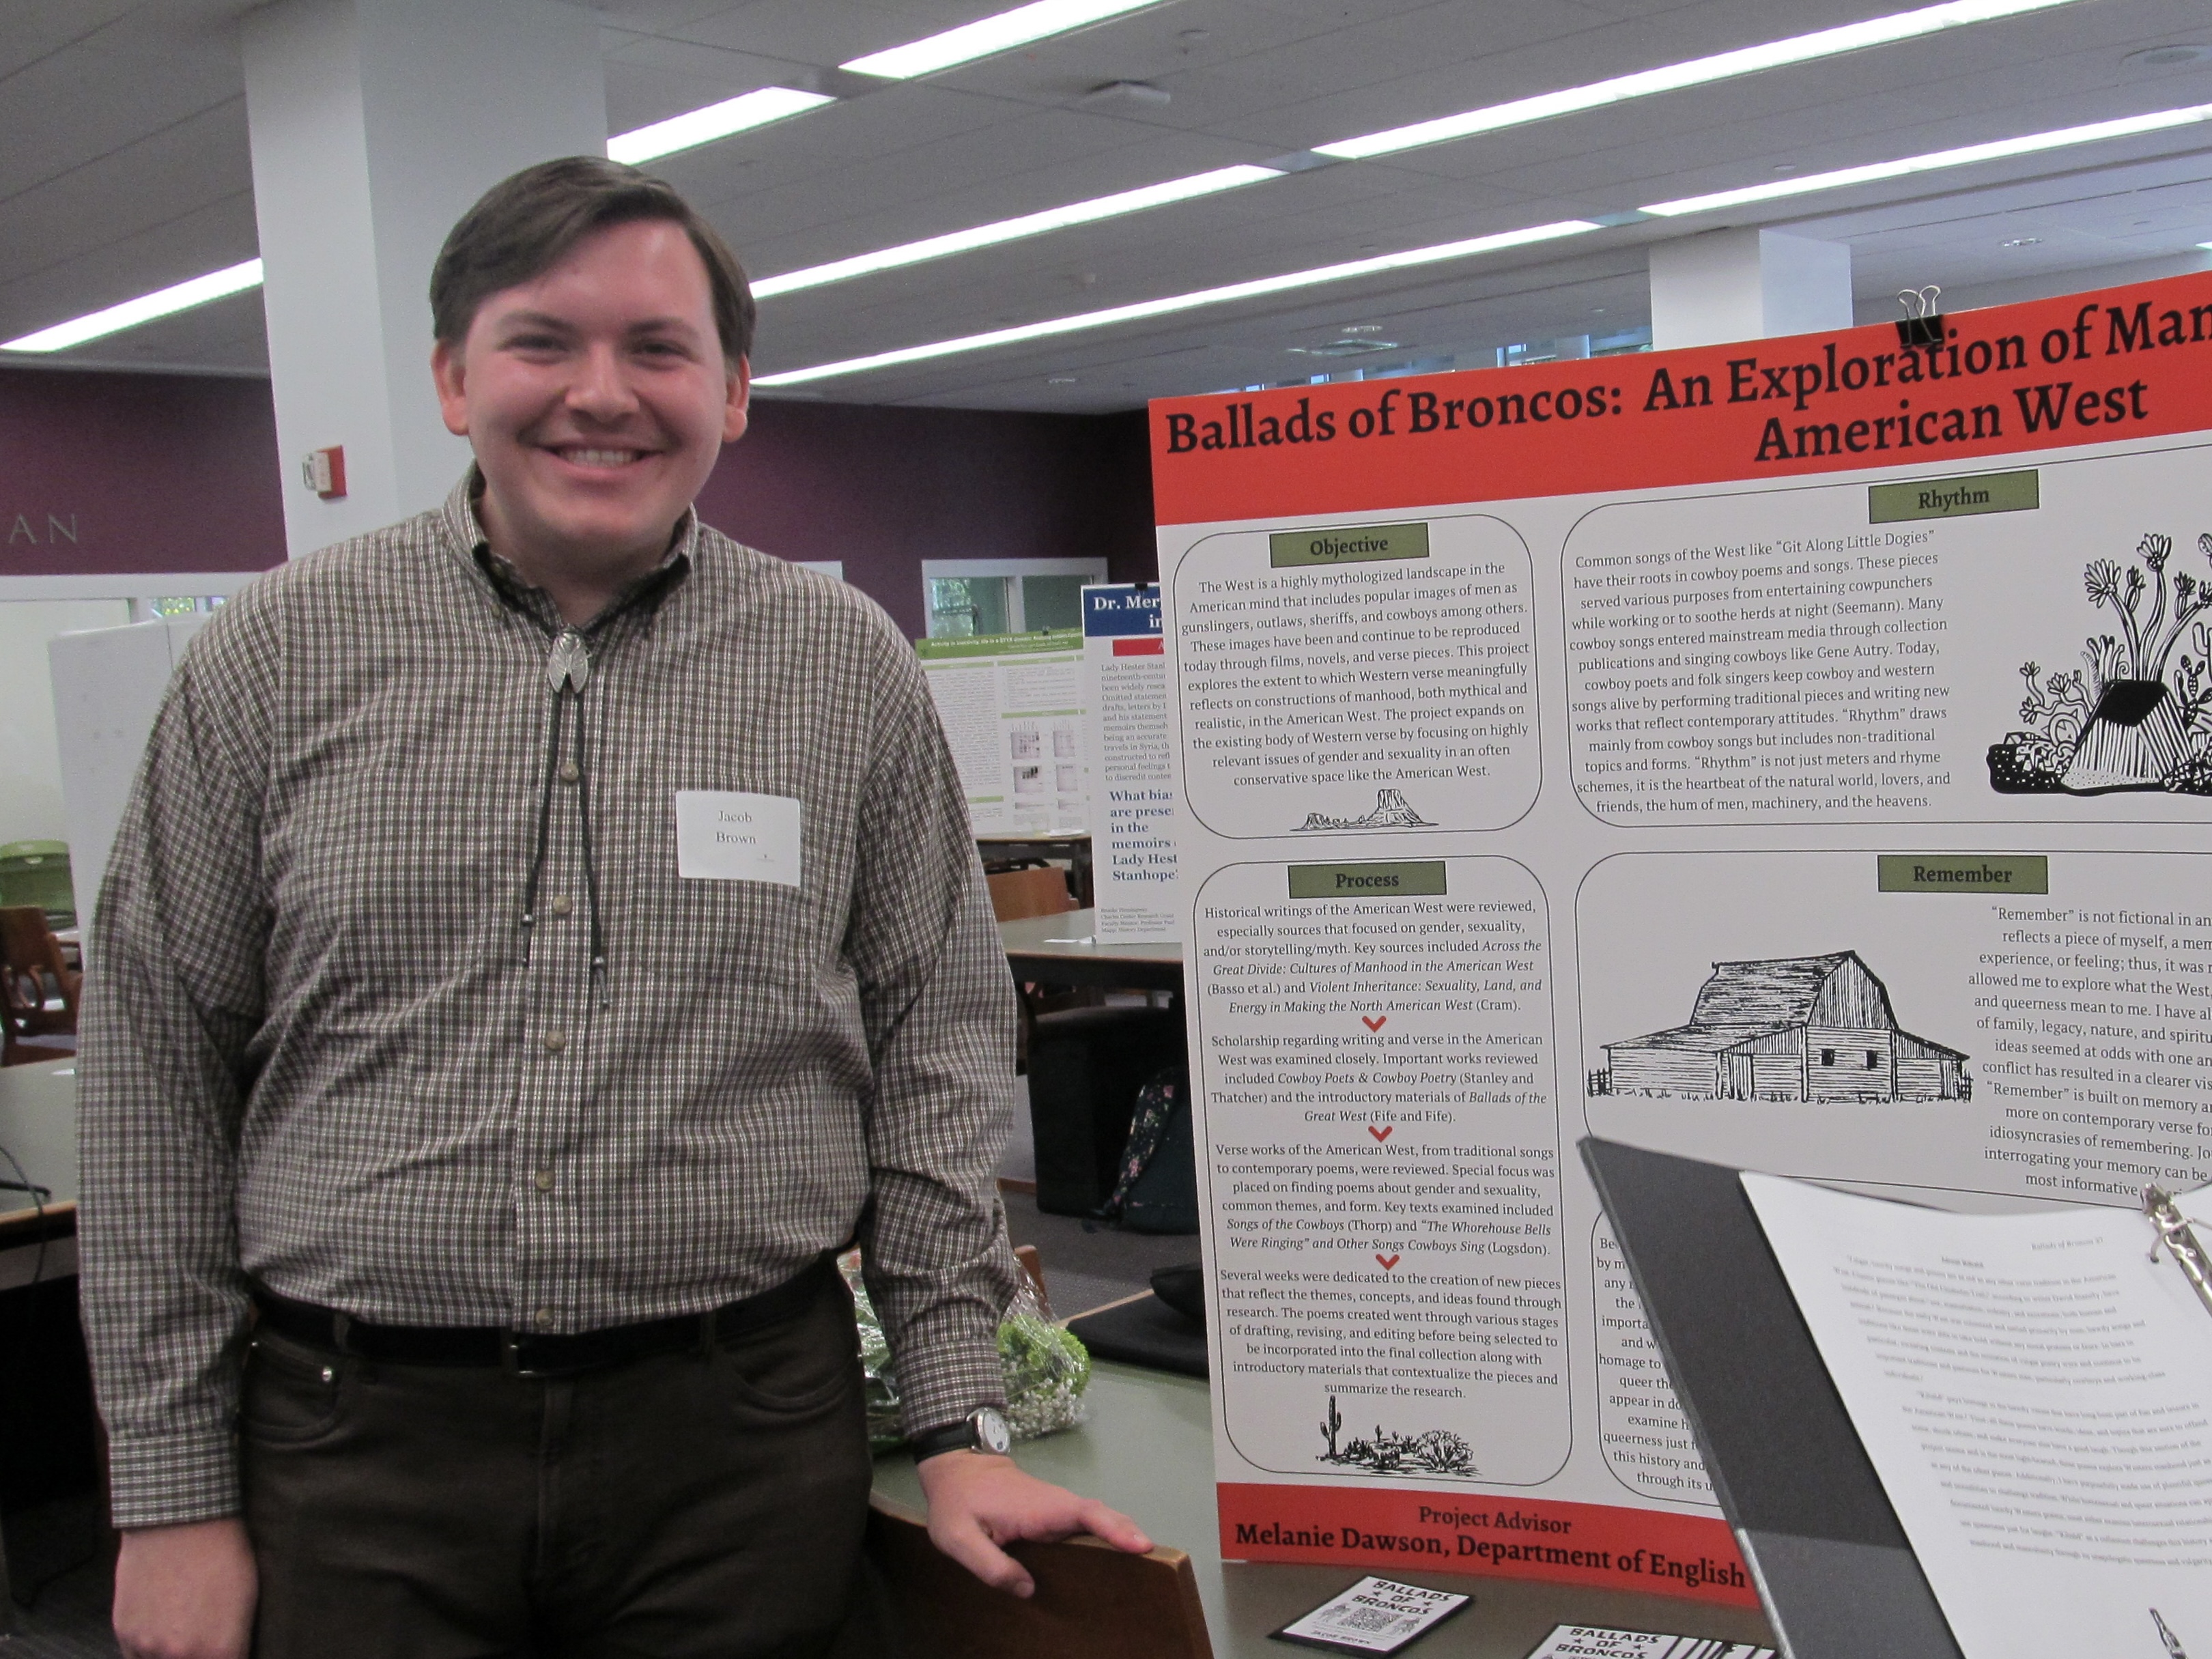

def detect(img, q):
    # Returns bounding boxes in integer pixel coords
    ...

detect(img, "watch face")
[974,1407,1012,1455]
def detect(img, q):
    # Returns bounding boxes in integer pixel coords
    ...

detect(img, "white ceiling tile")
[8,0,2211,405]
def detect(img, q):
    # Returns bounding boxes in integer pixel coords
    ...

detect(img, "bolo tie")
[520,626,610,1008]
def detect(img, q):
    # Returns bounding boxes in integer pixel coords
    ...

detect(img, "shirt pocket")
[612,718,826,965]
[630,868,821,984]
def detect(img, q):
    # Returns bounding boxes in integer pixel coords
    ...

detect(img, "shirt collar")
[440,468,696,634]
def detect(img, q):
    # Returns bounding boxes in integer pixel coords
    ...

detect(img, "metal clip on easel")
[2143,1184,2212,1318]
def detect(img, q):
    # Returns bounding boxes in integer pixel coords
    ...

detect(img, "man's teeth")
[563,448,642,466]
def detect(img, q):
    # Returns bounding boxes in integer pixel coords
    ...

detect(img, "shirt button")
[531,1167,556,1193]
[543,1031,568,1055]
[558,760,580,784]
[550,895,573,918]
[533,1308,556,1331]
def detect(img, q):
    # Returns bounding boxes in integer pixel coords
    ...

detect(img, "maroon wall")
[699,400,1156,638]
[0,369,1155,632]
[0,367,286,577]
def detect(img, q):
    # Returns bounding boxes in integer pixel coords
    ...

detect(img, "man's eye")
[507,335,567,353]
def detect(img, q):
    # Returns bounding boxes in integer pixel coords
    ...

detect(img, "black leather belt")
[249,1254,839,1378]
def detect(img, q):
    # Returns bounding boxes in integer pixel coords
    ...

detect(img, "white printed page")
[1083,584,1180,941]
[1001,649,1087,834]
[917,656,1010,832]
[916,630,1086,836]
[1741,1174,2212,1658]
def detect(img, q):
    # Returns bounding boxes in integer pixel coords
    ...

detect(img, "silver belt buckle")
[502,1330,549,1378]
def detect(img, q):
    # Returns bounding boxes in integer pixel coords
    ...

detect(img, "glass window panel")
[1020,574,1086,632]
[926,576,1010,638]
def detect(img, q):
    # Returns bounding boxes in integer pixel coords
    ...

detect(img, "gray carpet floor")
[999,1187,1200,1321]
[3,1494,117,1658]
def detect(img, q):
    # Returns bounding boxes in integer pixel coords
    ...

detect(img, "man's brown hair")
[430,156,754,363]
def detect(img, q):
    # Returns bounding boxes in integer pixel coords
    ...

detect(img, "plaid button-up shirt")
[79,478,1021,1527]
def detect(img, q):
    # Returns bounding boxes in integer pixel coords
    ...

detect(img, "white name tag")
[674,791,802,887]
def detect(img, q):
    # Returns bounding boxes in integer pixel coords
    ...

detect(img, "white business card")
[1524,1625,1774,1659]
[673,791,802,887]
[1273,1576,1470,1655]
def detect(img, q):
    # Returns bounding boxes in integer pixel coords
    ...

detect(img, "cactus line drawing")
[1317,1393,1478,1477]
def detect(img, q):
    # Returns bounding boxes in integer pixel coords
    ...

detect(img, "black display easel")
[1578,1137,1965,1659]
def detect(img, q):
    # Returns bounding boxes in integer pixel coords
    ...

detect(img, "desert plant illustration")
[1990,531,2212,795]
[1317,1394,1477,1476]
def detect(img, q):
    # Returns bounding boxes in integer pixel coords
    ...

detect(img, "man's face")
[432,218,748,574]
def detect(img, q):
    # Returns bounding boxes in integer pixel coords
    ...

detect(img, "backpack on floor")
[1097,1066,1198,1235]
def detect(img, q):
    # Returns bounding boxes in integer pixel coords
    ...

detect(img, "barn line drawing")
[1589,951,1970,1103]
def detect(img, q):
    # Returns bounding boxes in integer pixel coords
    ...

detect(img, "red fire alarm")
[302,445,347,499]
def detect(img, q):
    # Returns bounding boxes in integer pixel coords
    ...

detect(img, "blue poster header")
[1081,583,1163,638]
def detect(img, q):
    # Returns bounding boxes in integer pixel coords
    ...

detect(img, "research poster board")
[1154,271,2212,1611]
[916,629,1088,836]
[1083,583,1179,943]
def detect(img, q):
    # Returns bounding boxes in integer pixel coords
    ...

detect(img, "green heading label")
[1269,522,1430,568]
[914,628,1082,661]
[1288,861,1447,899]
[1867,470,2039,524]
[1878,855,2048,894]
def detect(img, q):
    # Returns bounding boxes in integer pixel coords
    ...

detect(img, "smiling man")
[79,156,1146,1659]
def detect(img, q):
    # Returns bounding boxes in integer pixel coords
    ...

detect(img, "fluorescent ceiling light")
[1643,101,2212,216]
[1318,0,2083,160]
[842,0,1163,80]
[753,164,1282,298]
[754,220,1600,386]
[1,257,264,353]
[608,87,834,165]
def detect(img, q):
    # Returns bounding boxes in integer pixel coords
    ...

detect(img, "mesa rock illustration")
[1590,951,1970,1103]
[1295,788,1436,832]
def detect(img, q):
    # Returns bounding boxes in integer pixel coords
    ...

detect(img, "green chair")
[0,842,75,931]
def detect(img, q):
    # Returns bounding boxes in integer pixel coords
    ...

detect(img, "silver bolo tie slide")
[548,627,590,692]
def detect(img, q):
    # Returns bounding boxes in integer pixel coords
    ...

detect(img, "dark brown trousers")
[239,1271,877,1658]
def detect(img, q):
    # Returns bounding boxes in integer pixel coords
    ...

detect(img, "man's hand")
[113,1517,257,1659]
[916,1450,1152,1598]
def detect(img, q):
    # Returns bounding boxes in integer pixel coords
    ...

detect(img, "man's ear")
[722,356,752,444]
[431,337,470,438]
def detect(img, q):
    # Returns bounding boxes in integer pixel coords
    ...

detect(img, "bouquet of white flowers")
[840,1249,1090,1453]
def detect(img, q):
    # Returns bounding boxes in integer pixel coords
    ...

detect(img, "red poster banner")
[1219,1483,1758,1606]
[1150,272,2212,526]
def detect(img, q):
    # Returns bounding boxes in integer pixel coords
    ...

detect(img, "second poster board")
[1083,583,1179,941]
[1154,270,2212,1620]
[916,628,1088,836]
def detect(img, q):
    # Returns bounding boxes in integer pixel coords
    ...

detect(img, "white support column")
[1648,228,1854,351]
[244,0,606,556]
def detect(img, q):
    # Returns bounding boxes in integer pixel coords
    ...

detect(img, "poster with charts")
[915,629,1088,836]
[1153,270,2212,1617]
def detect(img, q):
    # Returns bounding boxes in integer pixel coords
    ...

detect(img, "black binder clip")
[1895,285,1945,348]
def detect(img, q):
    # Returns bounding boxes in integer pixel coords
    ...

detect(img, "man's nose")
[567,343,638,418]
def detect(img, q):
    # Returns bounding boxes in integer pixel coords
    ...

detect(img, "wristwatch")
[909,1406,1013,1461]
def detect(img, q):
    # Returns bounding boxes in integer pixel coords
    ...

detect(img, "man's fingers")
[933,1514,1037,1598]
[1077,1499,1153,1554]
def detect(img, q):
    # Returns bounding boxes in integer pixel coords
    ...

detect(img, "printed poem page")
[1742,1174,2212,1659]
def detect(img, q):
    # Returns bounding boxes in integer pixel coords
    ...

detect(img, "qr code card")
[1273,1576,1471,1655]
